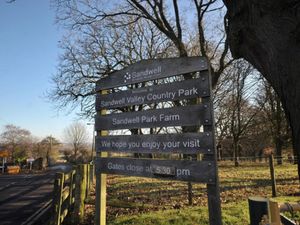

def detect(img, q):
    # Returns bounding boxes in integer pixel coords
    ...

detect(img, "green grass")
[110,202,250,225]
[109,197,300,225]
[109,198,152,209]
[83,162,299,225]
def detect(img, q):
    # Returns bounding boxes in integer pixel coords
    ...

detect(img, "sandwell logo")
[123,66,162,84]
[124,72,131,83]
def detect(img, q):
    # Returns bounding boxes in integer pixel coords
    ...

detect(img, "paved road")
[0,172,55,225]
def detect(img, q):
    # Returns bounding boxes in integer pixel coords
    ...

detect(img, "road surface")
[0,166,70,225]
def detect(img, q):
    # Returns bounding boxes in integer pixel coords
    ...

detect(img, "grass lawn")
[82,161,299,225]
[110,201,250,225]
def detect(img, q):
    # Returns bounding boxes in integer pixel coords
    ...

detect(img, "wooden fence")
[51,163,94,225]
[52,169,76,225]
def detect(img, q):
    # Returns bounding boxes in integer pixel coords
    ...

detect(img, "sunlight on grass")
[111,202,250,225]
[83,163,299,225]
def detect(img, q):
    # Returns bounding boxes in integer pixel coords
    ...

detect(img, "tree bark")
[223,0,300,179]
[275,137,283,165]
[233,140,240,167]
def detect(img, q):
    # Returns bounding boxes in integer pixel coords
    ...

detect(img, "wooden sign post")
[94,56,222,225]
[95,90,108,225]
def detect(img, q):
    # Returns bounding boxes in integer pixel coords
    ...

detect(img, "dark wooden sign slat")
[96,76,209,110]
[95,132,214,154]
[96,57,208,90]
[95,157,216,183]
[95,104,212,131]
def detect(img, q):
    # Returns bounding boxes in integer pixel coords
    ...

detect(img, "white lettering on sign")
[162,141,180,149]
[126,96,145,104]
[124,66,162,83]
[106,162,191,177]
[146,91,176,101]
[141,115,158,123]
[111,141,127,148]
[100,138,203,151]
[126,164,143,172]
[182,139,201,148]
[112,117,140,125]
[111,113,180,126]
[100,87,201,108]
[178,87,198,97]
[151,165,175,175]
[128,142,140,148]
[100,98,126,108]
[107,162,125,170]
[177,169,191,176]
[101,140,111,147]
[159,114,180,122]
[141,141,161,150]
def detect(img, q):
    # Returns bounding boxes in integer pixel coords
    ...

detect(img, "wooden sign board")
[96,57,208,90]
[95,157,216,183]
[94,57,222,225]
[95,104,212,131]
[95,132,213,154]
[96,76,209,110]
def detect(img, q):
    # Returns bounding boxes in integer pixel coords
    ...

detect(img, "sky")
[0,0,93,141]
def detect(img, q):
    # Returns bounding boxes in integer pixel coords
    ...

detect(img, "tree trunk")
[275,137,283,165]
[223,0,300,179]
[74,148,77,161]
[233,141,240,167]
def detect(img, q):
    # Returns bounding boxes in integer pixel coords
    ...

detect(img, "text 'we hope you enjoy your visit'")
[96,132,214,154]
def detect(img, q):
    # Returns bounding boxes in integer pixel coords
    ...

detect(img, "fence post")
[52,173,64,225]
[73,164,87,223]
[69,170,76,206]
[187,156,193,205]
[201,76,222,225]
[269,154,277,197]
[95,89,108,225]
[95,160,107,225]
[86,164,90,197]
[248,197,269,225]
[90,163,95,185]
[63,169,76,224]
[269,199,281,225]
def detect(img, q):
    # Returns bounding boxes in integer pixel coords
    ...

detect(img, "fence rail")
[219,155,298,162]
[52,169,76,225]
[50,163,94,225]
